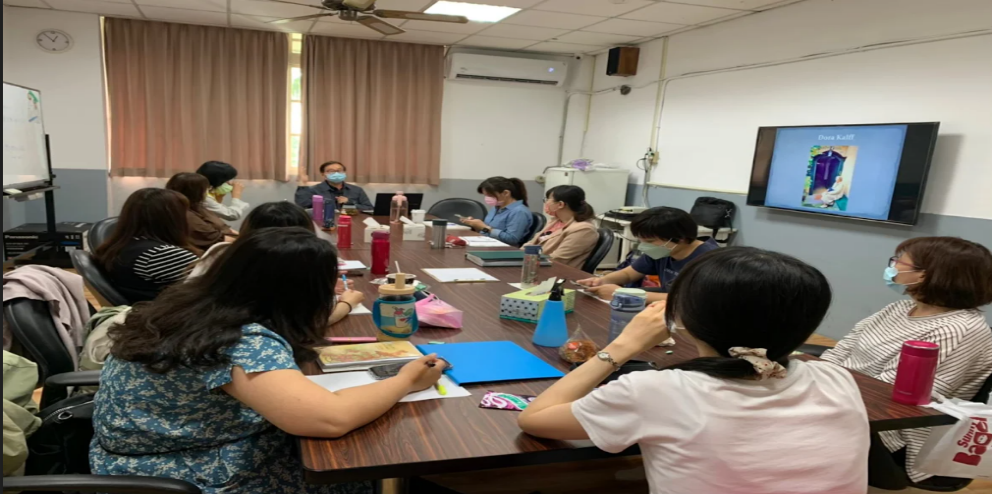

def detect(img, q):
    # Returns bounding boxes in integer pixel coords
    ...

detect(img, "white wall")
[567,0,992,220]
[3,7,108,173]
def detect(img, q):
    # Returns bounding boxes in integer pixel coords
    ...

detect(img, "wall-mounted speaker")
[607,47,640,77]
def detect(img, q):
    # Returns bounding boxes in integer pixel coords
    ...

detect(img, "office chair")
[87,217,118,251]
[2,298,83,408]
[427,199,488,223]
[69,250,130,307]
[3,476,202,494]
[526,213,548,245]
[797,344,832,357]
[581,229,616,274]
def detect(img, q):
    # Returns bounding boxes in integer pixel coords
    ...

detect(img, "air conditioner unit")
[446,53,569,87]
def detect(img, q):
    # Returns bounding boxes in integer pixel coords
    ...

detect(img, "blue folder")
[416,341,565,386]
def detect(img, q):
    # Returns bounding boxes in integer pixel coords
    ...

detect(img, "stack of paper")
[423,268,500,283]
[461,237,510,248]
[308,373,471,402]
[339,260,368,271]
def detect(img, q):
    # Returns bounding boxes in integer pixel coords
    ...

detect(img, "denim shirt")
[483,201,534,247]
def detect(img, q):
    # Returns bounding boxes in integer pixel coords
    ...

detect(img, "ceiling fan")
[267,0,469,35]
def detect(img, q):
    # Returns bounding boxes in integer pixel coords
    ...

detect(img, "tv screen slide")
[747,123,939,225]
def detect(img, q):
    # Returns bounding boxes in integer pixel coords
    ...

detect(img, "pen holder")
[373,273,420,341]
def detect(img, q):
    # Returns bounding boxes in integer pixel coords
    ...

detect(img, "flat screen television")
[746,122,940,226]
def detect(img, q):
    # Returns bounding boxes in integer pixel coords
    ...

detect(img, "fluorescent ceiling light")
[425,1,521,23]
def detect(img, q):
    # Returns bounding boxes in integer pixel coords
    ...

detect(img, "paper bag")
[916,398,991,480]
[415,295,464,329]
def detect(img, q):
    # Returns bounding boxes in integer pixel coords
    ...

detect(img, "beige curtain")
[104,18,288,180]
[301,36,443,185]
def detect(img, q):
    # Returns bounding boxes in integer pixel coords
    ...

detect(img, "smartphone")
[454,214,466,219]
[369,363,407,380]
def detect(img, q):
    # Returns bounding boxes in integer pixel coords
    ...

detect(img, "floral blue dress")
[90,324,371,494]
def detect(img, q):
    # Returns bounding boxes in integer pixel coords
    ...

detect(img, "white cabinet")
[543,167,629,216]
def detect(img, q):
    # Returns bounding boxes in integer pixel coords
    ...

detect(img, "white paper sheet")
[339,260,368,271]
[423,268,499,283]
[350,304,372,315]
[460,237,510,248]
[422,222,471,231]
[307,373,471,402]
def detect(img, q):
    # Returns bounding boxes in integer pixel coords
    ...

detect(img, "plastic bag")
[415,294,464,329]
[915,398,992,480]
[559,327,599,364]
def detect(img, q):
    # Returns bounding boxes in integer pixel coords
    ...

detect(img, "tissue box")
[364,225,390,243]
[403,224,426,241]
[500,289,576,324]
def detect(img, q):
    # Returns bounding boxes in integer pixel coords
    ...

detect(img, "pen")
[341,274,348,288]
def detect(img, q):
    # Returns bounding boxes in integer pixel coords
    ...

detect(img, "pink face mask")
[484,196,499,207]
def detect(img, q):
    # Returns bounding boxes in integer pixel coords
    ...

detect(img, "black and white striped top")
[822,300,992,482]
[108,239,199,304]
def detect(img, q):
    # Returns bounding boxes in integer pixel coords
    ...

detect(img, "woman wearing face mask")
[197,161,250,222]
[822,237,992,487]
[577,207,719,302]
[524,186,600,269]
[461,177,534,247]
[294,162,374,211]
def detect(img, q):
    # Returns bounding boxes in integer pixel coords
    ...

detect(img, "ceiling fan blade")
[268,13,336,24]
[357,16,405,35]
[266,0,322,7]
[374,10,469,24]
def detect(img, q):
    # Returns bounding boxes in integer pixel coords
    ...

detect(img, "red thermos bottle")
[371,231,390,276]
[891,341,940,406]
[337,215,352,249]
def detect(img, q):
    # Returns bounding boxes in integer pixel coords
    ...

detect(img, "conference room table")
[300,216,954,489]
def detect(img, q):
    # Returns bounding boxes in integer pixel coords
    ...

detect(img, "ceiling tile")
[231,14,315,32]
[309,21,391,37]
[554,31,641,46]
[373,0,432,10]
[3,0,52,8]
[525,41,603,54]
[582,18,683,37]
[44,0,141,16]
[473,23,569,41]
[664,0,786,10]
[456,35,535,50]
[503,10,604,30]
[621,2,738,24]
[478,0,544,7]
[134,0,226,12]
[534,0,655,17]
[230,0,320,18]
[385,29,467,44]
[140,6,229,25]
[397,19,490,34]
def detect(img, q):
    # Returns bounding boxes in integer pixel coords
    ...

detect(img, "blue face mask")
[884,266,920,294]
[326,172,347,184]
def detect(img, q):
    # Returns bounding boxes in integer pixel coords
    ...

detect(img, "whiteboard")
[3,82,51,188]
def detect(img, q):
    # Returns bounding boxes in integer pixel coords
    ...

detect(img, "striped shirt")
[822,300,992,482]
[108,239,199,303]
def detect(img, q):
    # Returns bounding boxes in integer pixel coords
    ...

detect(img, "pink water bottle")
[337,215,352,249]
[312,196,325,227]
[390,192,408,225]
[891,341,940,406]
[371,231,390,276]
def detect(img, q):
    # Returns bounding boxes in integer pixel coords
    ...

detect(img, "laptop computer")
[371,193,424,217]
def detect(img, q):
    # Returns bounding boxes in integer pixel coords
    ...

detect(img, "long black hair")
[94,188,195,272]
[665,247,832,379]
[241,202,316,237]
[196,161,238,189]
[478,177,529,207]
[547,185,595,222]
[110,227,339,372]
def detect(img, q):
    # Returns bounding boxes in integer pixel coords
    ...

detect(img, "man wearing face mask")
[294,161,374,211]
[577,207,719,302]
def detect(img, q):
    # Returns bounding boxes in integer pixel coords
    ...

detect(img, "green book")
[466,251,552,267]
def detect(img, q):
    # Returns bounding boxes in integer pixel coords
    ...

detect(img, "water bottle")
[431,219,448,250]
[891,341,940,406]
[533,283,569,348]
[371,230,390,276]
[337,215,352,249]
[312,195,324,227]
[390,192,409,225]
[521,245,542,288]
[323,202,337,231]
[608,289,647,344]
[373,274,419,342]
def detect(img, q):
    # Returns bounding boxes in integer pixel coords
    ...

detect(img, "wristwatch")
[597,351,621,370]
[480,227,492,235]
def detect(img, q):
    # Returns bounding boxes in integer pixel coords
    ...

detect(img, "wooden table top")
[300,217,954,484]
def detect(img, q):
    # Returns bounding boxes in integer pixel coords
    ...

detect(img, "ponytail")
[509,178,529,207]
[478,177,529,207]
[548,185,595,222]
[664,356,789,380]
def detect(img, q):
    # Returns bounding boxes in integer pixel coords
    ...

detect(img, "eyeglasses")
[888,256,920,270]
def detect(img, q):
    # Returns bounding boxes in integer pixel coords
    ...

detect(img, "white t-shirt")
[572,360,870,494]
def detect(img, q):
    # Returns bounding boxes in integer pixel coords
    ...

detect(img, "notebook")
[461,237,511,248]
[466,251,553,268]
[416,341,565,385]
[317,341,422,373]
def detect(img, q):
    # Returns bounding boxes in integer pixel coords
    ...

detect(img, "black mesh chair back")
[87,217,118,251]
[525,213,547,246]
[3,298,76,407]
[581,229,616,274]
[69,250,130,308]
[427,199,488,223]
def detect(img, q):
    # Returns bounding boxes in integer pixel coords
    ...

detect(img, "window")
[289,33,303,173]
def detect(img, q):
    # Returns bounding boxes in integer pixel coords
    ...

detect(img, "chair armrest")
[2,475,202,494]
[796,344,833,358]
[46,371,102,389]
